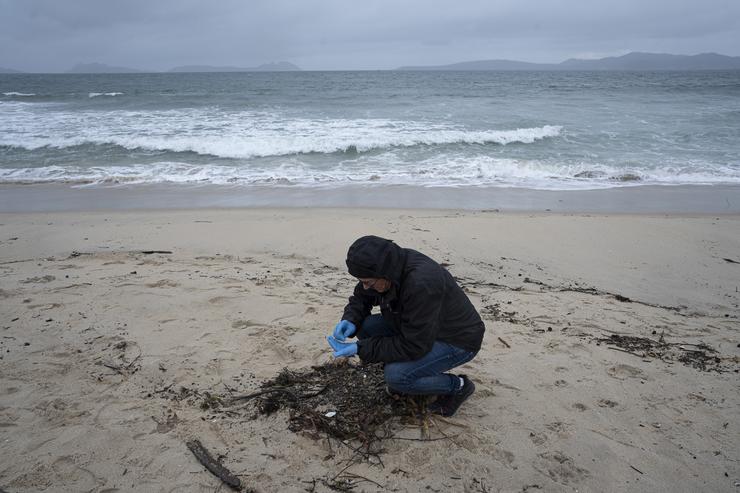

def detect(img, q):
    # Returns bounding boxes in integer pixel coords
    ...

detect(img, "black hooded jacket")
[342,236,485,363]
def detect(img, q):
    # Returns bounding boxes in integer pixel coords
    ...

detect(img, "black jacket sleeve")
[341,282,375,328]
[357,272,445,363]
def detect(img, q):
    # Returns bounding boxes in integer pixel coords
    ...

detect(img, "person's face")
[358,277,391,293]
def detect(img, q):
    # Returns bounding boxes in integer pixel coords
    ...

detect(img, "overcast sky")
[2,0,739,72]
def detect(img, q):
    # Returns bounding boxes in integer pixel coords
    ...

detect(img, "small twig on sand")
[497,337,511,348]
[339,472,384,488]
[126,348,142,370]
[102,362,126,375]
[389,434,459,442]
[430,416,471,429]
[629,464,644,474]
[228,387,299,404]
[607,346,644,358]
[433,420,463,448]
[186,439,242,491]
[331,459,357,482]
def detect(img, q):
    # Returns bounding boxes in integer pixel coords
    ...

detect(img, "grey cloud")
[1,0,738,71]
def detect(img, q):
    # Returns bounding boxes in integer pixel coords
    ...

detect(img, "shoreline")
[2,183,740,214]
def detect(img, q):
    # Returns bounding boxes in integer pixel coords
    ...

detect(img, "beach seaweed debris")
[229,360,434,459]
[481,303,531,326]
[160,363,451,490]
[597,333,733,372]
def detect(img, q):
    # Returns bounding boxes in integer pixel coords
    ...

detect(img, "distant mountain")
[0,67,23,74]
[398,52,740,71]
[398,59,556,71]
[168,62,301,72]
[67,63,144,74]
[559,52,740,70]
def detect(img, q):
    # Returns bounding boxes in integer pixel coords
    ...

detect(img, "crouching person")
[327,235,485,417]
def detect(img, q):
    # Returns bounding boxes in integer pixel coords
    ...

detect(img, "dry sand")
[0,208,738,492]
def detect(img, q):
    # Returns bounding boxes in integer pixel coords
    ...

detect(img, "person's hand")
[332,320,356,341]
[327,336,358,358]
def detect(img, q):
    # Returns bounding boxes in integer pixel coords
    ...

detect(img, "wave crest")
[88,92,124,98]
[1,121,561,158]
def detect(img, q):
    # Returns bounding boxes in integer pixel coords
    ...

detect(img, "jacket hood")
[345,236,406,282]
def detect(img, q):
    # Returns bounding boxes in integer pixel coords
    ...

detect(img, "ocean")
[1,70,739,196]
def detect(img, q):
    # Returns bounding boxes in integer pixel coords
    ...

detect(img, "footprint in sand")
[51,456,101,491]
[597,399,619,408]
[529,431,548,446]
[208,295,238,304]
[490,447,516,467]
[20,275,56,284]
[534,451,590,486]
[545,421,572,438]
[145,279,179,288]
[606,364,646,380]
[231,319,262,330]
[404,446,434,468]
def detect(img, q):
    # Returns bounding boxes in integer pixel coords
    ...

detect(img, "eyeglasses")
[360,278,380,290]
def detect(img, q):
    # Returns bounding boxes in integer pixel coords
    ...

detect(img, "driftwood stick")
[186,439,242,490]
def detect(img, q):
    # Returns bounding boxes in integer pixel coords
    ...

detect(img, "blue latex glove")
[327,335,358,358]
[332,320,356,341]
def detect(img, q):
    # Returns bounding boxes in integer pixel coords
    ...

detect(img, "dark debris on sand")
[158,362,450,491]
[230,361,430,445]
[597,333,738,372]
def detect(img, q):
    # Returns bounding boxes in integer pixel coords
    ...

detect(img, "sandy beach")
[1,208,738,492]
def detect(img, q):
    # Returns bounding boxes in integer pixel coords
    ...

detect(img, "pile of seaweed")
[596,333,736,372]
[228,360,430,455]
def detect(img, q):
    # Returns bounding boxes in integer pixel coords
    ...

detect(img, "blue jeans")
[358,314,476,396]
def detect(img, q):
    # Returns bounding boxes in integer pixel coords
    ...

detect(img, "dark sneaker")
[430,375,475,417]
[427,394,451,414]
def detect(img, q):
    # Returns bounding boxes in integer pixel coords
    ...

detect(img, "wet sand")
[1,183,740,213]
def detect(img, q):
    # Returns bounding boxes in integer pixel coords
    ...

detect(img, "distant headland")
[0,61,302,74]
[397,52,740,71]
[3,53,740,73]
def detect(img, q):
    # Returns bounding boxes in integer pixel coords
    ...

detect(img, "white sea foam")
[0,103,560,157]
[3,92,36,97]
[88,92,124,98]
[2,157,739,190]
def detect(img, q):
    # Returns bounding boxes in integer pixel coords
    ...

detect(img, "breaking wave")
[0,102,562,158]
[2,158,738,190]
